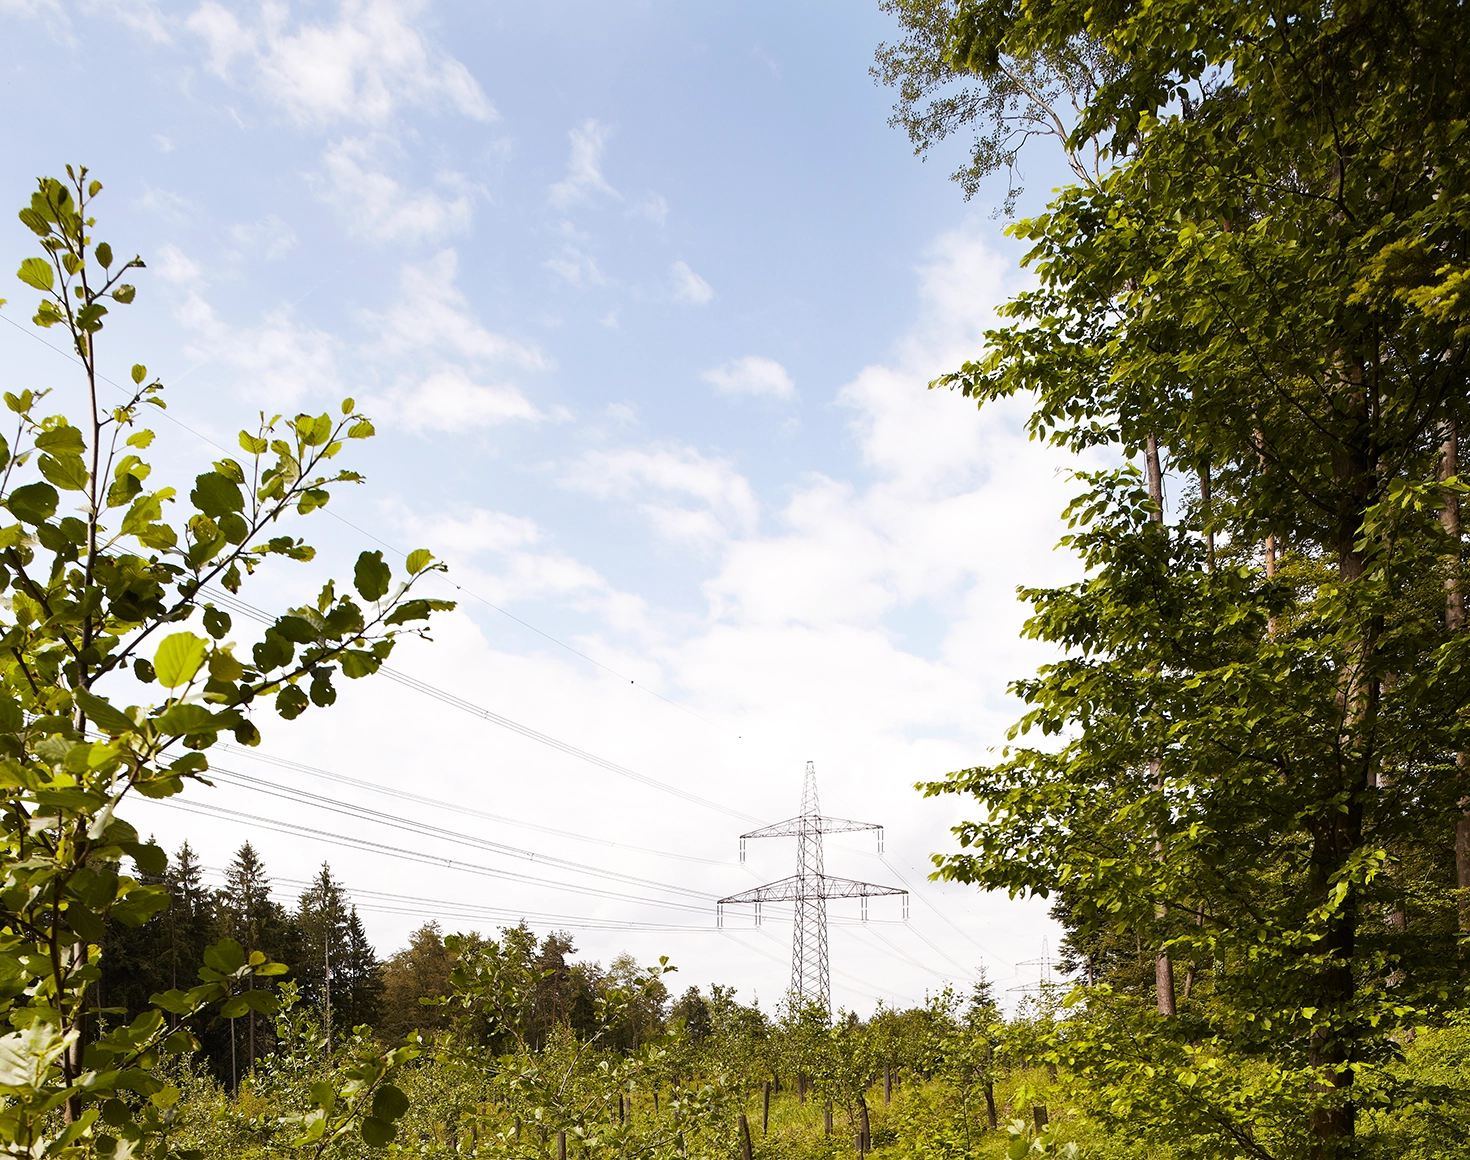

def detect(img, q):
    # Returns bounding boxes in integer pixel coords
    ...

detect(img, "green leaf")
[372,1084,409,1122]
[34,424,84,455]
[384,598,455,626]
[238,430,268,455]
[123,840,167,876]
[153,633,209,689]
[190,471,244,517]
[38,454,88,491]
[340,651,381,679]
[6,481,58,524]
[95,242,113,268]
[16,257,53,291]
[75,688,137,735]
[354,550,392,602]
[131,364,146,384]
[0,696,22,732]
[406,548,434,575]
[202,606,231,640]
[202,938,245,976]
[241,990,278,1015]
[361,1118,397,1148]
[154,703,215,735]
[275,685,309,720]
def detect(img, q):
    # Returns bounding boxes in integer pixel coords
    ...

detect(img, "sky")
[0,0,1092,1015]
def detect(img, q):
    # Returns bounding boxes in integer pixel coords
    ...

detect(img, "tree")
[889,2,1470,1157]
[0,169,443,1155]
[295,863,381,1048]
[671,987,714,1042]
[376,921,448,1043]
[214,842,294,1079]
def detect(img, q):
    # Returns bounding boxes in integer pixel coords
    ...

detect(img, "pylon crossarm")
[810,875,906,900]
[740,815,883,840]
[718,874,907,905]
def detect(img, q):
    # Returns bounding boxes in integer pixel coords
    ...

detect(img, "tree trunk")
[1145,435,1177,1016]
[1307,356,1376,1159]
[1442,420,1470,930]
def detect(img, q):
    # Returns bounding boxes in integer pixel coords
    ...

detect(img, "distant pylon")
[1008,937,1057,994]
[719,761,905,1013]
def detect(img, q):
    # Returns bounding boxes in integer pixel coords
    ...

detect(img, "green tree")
[215,841,294,1080]
[0,169,442,1155]
[295,863,381,1048]
[377,921,463,1043]
[882,2,1470,1156]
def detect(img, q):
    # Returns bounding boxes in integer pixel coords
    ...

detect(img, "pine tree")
[338,907,382,1031]
[294,864,381,1049]
[215,842,291,1075]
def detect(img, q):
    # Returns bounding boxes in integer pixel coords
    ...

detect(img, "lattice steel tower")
[719,761,906,1013]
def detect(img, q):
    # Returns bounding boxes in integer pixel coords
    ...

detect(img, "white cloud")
[563,444,759,546]
[545,244,607,289]
[631,193,668,226]
[229,214,296,260]
[390,506,541,555]
[703,355,795,401]
[1,0,70,37]
[153,241,342,408]
[356,252,547,433]
[185,0,494,127]
[93,0,172,42]
[670,260,713,305]
[154,242,204,287]
[548,119,619,208]
[367,368,540,434]
[369,250,545,369]
[317,136,473,242]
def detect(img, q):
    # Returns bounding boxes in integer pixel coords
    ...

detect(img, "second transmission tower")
[719,761,906,1013]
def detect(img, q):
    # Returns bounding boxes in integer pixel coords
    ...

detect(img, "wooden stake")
[739,1114,753,1160]
[883,1066,891,1106]
[824,1102,833,1136]
[762,1081,771,1134]
[558,1131,566,1160]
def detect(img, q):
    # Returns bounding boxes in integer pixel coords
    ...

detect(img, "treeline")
[101,841,378,1084]
[100,839,751,1085]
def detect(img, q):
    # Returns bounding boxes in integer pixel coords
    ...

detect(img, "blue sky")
[0,0,1088,1012]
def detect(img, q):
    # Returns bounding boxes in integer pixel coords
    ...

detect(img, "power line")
[215,743,729,867]
[142,796,713,914]
[382,669,758,822]
[206,763,716,902]
[201,584,757,823]
[197,866,717,933]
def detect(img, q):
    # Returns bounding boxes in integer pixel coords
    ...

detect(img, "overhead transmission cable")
[156,794,895,929]
[205,764,717,901]
[196,866,715,933]
[202,585,756,823]
[215,743,729,866]
[144,797,712,914]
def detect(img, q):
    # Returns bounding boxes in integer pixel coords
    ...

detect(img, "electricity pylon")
[719,761,906,1014]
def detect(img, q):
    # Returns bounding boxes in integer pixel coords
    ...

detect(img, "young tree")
[0,169,442,1154]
